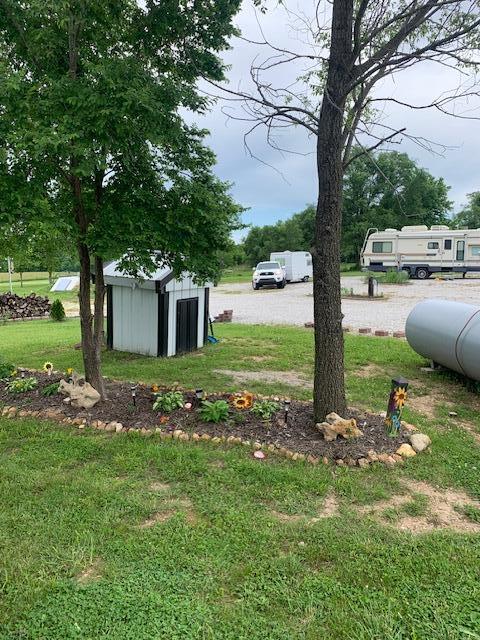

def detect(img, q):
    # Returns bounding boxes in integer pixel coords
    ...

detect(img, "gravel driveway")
[210,276,480,332]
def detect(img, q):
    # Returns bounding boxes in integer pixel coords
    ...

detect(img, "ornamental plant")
[251,400,280,420]
[42,382,60,397]
[50,299,66,322]
[153,391,184,413]
[0,359,15,380]
[7,377,38,394]
[200,400,229,423]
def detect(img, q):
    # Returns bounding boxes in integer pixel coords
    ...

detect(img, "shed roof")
[103,260,172,282]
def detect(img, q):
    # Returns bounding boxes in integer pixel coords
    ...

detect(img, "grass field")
[1,321,480,638]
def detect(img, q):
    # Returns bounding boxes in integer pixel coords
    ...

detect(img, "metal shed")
[103,260,211,357]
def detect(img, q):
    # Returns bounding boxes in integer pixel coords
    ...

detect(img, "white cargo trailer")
[361,225,480,279]
[269,251,313,283]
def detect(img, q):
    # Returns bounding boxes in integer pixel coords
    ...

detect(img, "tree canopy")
[242,152,452,265]
[452,192,480,230]
[0,0,242,394]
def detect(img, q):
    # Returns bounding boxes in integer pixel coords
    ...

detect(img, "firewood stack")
[0,292,51,319]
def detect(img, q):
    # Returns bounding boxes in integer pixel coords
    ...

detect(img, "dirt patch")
[354,364,387,379]
[270,493,339,524]
[139,498,197,528]
[358,479,480,534]
[456,420,480,444]
[76,558,103,584]
[149,482,171,492]
[408,392,455,420]
[213,369,313,389]
[241,356,274,363]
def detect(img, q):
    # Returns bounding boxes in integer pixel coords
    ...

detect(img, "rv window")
[427,242,439,250]
[372,241,393,253]
[306,258,312,266]
[456,241,465,261]
[471,245,480,257]
[444,239,452,250]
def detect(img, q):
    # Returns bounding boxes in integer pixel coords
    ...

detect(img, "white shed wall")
[112,286,158,356]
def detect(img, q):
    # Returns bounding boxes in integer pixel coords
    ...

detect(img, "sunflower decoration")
[66,367,74,377]
[151,384,159,393]
[43,362,53,376]
[393,387,408,408]
[230,391,254,411]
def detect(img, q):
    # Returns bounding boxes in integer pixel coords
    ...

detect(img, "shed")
[103,260,211,357]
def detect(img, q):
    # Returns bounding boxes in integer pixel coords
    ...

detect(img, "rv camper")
[269,251,313,283]
[361,225,480,279]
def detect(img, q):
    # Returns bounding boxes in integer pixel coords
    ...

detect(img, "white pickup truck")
[252,261,286,290]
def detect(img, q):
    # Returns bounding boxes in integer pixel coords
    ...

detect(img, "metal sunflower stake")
[385,377,409,437]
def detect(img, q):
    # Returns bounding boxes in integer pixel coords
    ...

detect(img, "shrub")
[0,359,15,380]
[50,299,66,322]
[42,382,60,397]
[368,270,409,284]
[152,391,184,413]
[251,400,280,420]
[200,400,229,423]
[6,377,38,393]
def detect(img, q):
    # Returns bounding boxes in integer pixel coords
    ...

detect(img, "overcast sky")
[190,2,480,239]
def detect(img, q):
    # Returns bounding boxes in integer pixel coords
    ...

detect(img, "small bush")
[6,377,38,394]
[370,270,410,284]
[200,400,229,423]
[251,400,280,420]
[42,382,60,397]
[50,299,66,322]
[0,359,15,380]
[152,391,184,413]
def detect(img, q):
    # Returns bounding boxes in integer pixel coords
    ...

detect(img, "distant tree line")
[240,150,456,266]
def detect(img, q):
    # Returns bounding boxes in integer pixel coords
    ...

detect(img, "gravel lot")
[210,275,480,332]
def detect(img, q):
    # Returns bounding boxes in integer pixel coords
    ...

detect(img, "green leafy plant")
[251,400,280,420]
[6,377,38,394]
[152,391,184,413]
[50,299,66,322]
[200,400,229,423]
[0,359,15,380]
[368,270,410,285]
[42,382,60,397]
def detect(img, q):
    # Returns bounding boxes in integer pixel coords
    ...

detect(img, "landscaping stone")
[58,377,101,410]
[316,412,363,441]
[375,330,390,337]
[409,433,431,453]
[396,443,417,458]
[357,458,369,468]
[358,328,371,334]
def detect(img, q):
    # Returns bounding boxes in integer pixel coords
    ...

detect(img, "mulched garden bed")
[0,370,409,461]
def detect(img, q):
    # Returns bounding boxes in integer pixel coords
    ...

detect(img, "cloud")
[191,2,480,234]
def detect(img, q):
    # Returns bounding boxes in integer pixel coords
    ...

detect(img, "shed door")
[176,298,198,354]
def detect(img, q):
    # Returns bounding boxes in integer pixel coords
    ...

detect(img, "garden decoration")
[43,362,53,377]
[130,384,137,407]
[58,376,101,410]
[385,377,409,436]
[284,399,291,423]
[230,392,253,410]
[316,412,363,441]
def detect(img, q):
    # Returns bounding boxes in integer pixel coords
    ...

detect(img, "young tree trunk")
[312,0,353,422]
[72,173,106,398]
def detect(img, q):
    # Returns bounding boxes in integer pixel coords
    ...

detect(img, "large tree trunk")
[312,0,353,422]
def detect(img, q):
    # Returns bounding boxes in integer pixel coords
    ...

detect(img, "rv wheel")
[415,267,429,280]
[302,276,310,282]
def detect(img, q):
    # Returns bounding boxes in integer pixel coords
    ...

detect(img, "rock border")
[0,404,431,469]
[304,324,406,339]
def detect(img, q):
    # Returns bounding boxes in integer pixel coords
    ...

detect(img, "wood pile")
[0,292,51,319]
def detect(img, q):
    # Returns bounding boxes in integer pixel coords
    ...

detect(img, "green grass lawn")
[1,321,480,638]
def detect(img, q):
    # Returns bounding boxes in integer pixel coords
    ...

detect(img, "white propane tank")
[405,299,480,380]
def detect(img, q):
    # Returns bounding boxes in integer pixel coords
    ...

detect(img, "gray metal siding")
[112,286,158,356]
